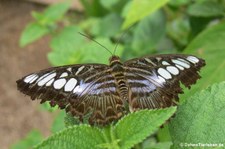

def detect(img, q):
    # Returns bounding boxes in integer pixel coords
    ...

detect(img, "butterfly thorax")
[109,56,128,101]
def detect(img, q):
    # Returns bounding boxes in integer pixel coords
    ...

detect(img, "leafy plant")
[14,0,225,148]
[35,108,176,149]
[169,81,225,149]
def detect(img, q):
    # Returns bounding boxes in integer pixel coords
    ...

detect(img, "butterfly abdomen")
[110,56,128,100]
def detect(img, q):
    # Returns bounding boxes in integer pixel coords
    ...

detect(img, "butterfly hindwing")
[124,54,205,111]
[17,64,125,124]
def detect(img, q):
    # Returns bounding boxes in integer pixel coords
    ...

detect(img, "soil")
[0,1,55,148]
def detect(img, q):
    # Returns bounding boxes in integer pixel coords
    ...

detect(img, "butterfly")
[17,54,205,125]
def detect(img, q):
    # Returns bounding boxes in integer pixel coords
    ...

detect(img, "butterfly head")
[109,55,121,64]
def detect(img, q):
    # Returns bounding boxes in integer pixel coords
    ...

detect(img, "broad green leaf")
[121,1,131,18]
[11,130,43,149]
[20,23,49,47]
[35,125,104,149]
[169,82,225,148]
[122,0,169,29]
[91,13,123,37]
[40,2,70,24]
[132,10,166,54]
[114,107,176,149]
[188,1,225,17]
[181,21,225,99]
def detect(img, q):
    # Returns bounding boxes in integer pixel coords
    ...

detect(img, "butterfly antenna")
[78,32,113,56]
[113,25,135,55]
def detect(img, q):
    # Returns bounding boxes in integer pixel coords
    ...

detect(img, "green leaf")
[92,13,123,38]
[166,17,190,48]
[39,102,58,112]
[35,125,104,149]
[40,2,70,24]
[64,113,80,127]
[157,124,171,142]
[114,107,177,149]
[32,11,45,22]
[20,23,49,47]
[11,130,43,149]
[48,26,84,66]
[169,82,225,148]
[181,21,225,99]
[188,1,225,17]
[122,0,169,29]
[80,0,107,17]
[189,16,212,38]
[132,10,166,53]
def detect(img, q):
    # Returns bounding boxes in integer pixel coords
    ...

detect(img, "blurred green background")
[1,0,225,149]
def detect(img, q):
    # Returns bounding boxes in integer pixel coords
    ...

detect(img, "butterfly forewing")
[17,64,125,124]
[124,54,205,111]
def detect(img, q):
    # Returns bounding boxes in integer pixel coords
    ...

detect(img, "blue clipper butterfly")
[17,53,205,125]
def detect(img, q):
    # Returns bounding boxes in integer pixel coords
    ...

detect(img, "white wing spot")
[36,73,50,82]
[64,78,77,92]
[24,74,36,83]
[75,66,85,75]
[156,57,162,61]
[67,67,72,72]
[158,75,166,83]
[29,75,38,83]
[60,72,68,78]
[172,59,190,68]
[157,68,172,79]
[46,78,54,86]
[166,66,179,75]
[187,56,199,64]
[53,78,67,89]
[73,85,81,93]
[178,58,190,64]
[175,64,184,70]
[162,61,170,65]
[144,58,156,66]
[38,73,56,86]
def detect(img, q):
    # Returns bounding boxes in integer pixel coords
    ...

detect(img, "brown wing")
[17,64,124,125]
[124,54,205,111]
